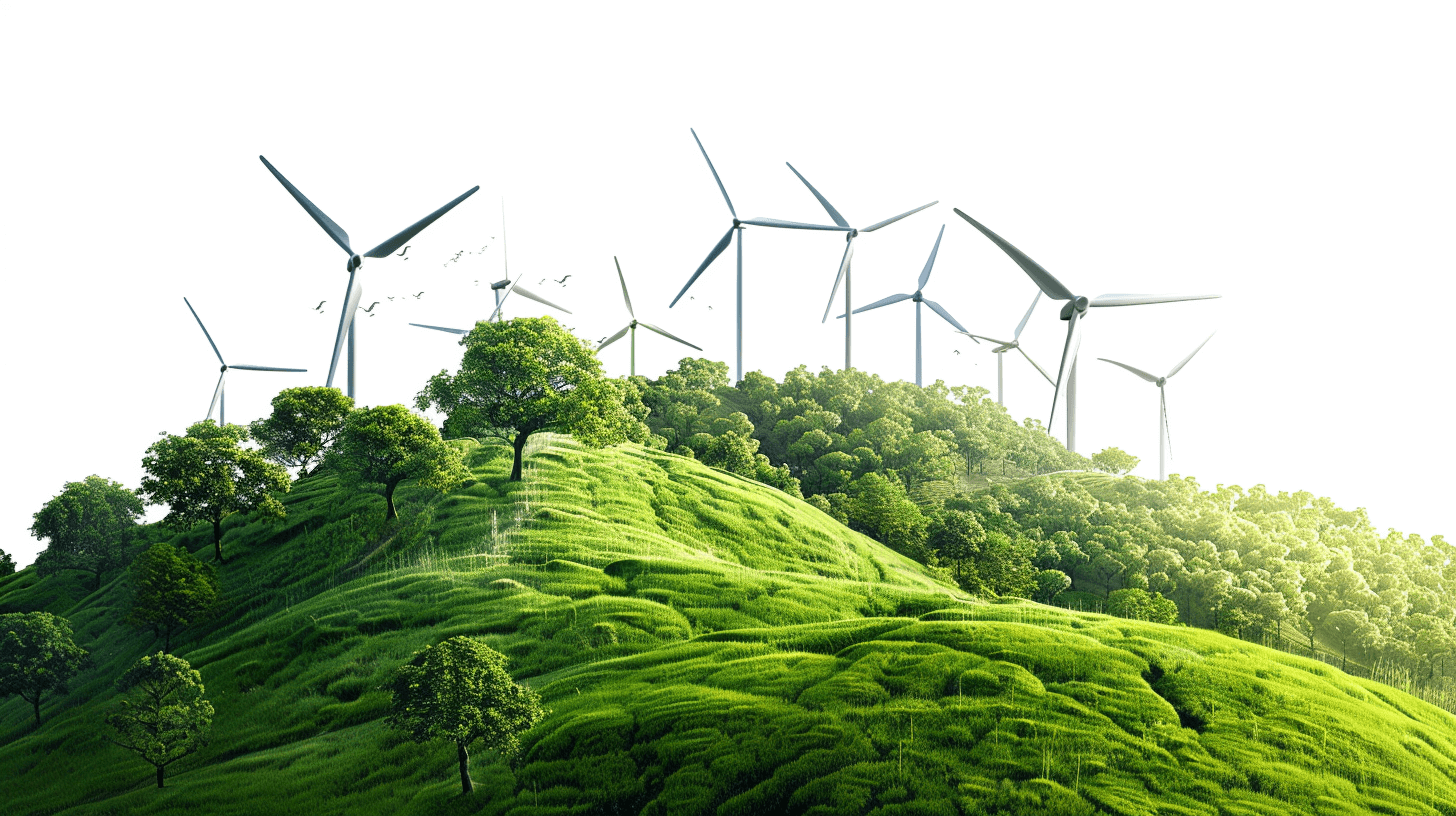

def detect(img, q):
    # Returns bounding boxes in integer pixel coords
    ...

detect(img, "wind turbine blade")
[922,298,968,333]
[821,238,855,323]
[326,273,363,388]
[614,256,635,319]
[1013,290,1042,340]
[597,325,630,350]
[207,370,226,422]
[1049,310,1084,429]
[953,209,1075,301]
[738,217,852,231]
[182,297,226,365]
[691,128,736,219]
[670,226,734,307]
[1017,346,1056,385]
[916,225,946,291]
[1097,357,1159,383]
[1090,293,1221,307]
[409,323,470,335]
[364,186,481,258]
[229,365,308,372]
[259,156,352,255]
[851,292,913,314]
[640,322,704,351]
[958,332,1012,346]
[1167,332,1216,378]
[861,201,938,233]
[511,285,572,314]
[784,163,849,228]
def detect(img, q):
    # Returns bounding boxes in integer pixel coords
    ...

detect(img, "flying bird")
[360,302,380,313]
[312,301,326,311]
[555,275,572,285]
[396,245,411,257]
[953,350,961,355]
[413,292,425,298]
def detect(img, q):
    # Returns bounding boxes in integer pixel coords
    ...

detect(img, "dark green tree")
[1090,446,1140,475]
[105,651,213,788]
[1034,569,1072,604]
[0,548,15,576]
[845,473,931,563]
[139,421,291,562]
[125,543,221,652]
[248,386,355,476]
[702,431,758,478]
[929,510,986,591]
[30,475,144,592]
[416,317,646,481]
[327,404,469,521]
[0,612,87,725]
[386,636,546,795]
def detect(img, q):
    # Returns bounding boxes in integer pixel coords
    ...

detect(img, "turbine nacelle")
[1059,296,1090,320]
[348,254,362,272]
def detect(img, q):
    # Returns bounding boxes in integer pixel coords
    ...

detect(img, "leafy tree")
[1107,588,1179,625]
[976,530,1037,598]
[417,317,645,481]
[248,386,355,476]
[105,651,213,788]
[702,431,758,477]
[29,475,144,592]
[845,473,931,562]
[1090,447,1140,475]
[1326,608,1381,672]
[139,421,291,562]
[125,543,220,652]
[0,548,14,576]
[0,612,87,725]
[386,636,546,795]
[327,405,469,521]
[1034,569,1071,604]
[929,510,986,591]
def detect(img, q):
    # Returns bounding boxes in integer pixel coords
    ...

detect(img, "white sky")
[2,2,1452,568]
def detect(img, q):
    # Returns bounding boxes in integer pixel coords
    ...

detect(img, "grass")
[1,435,1454,814]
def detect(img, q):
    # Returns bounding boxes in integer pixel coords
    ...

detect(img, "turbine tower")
[840,225,969,387]
[781,162,936,370]
[669,129,851,382]
[599,257,702,376]
[1098,333,1214,480]
[259,156,478,400]
[183,297,306,426]
[954,291,1054,405]
[953,208,1219,453]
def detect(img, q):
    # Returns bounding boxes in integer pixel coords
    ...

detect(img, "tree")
[929,510,986,591]
[248,386,355,477]
[105,652,213,788]
[327,405,469,522]
[0,612,87,725]
[29,475,144,592]
[1034,569,1071,604]
[139,421,291,562]
[845,473,931,563]
[416,317,645,481]
[125,543,220,652]
[386,636,546,795]
[1091,447,1140,475]
[702,431,758,478]
[0,548,14,576]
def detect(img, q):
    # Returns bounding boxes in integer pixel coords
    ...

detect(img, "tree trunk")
[458,742,473,794]
[385,481,399,521]
[157,765,165,788]
[511,432,530,482]
[212,518,224,563]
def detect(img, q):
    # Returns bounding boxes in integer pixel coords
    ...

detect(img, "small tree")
[929,510,986,591]
[416,317,645,481]
[327,405,469,522]
[105,651,213,788]
[30,475,144,592]
[139,421,291,562]
[0,612,88,725]
[1034,569,1072,604]
[1090,447,1140,476]
[386,636,546,795]
[249,386,355,477]
[845,473,931,563]
[0,548,15,576]
[125,543,220,652]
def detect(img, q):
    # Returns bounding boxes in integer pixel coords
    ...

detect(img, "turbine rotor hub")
[1157,377,1166,387]
[846,229,858,240]
[220,364,228,373]
[348,254,363,271]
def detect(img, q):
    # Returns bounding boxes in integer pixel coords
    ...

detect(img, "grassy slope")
[0,437,1453,815]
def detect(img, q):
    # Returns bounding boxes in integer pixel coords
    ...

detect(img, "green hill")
[3,436,1455,815]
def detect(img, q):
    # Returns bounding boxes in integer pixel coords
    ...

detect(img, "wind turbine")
[259,156,478,400]
[840,225,969,387]
[669,129,852,382]
[953,208,1220,453]
[183,297,306,426]
[782,162,936,370]
[1098,333,1215,480]
[954,291,1055,405]
[599,257,701,376]
[487,278,571,321]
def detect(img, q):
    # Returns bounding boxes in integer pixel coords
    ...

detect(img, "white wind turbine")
[599,257,702,376]
[840,225,969,387]
[1098,333,1215,480]
[954,291,1054,406]
[953,208,1220,453]
[669,129,852,382]
[183,297,306,426]
[409,271,571,339]
[781,162,936,370]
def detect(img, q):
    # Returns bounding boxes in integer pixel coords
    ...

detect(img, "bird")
[361,302,380,313]
[689,296,695,301]
[539,278,546,285]
[387,296,395,301]
[598,336,607,344]
[555,275,572,285]
[953,350,961,355]
[413,292,425,298]
[396,245,411,257]
[707,305,713,310]
[312,300,326,311]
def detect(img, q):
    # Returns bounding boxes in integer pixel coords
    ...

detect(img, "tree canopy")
[0,611,87,725]
[248,386,355,477]
[125,543,220,652]
[30,475,144,591]
[105,651,213,788]
[326,404,469,521]
[1091,446,1141,475]
[0,549,15,576]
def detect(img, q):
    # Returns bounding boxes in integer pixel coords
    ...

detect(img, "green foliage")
[929,509,985,591]
[326,404,468,521]
[702,430,757,477]
[385,636,546,794]
[0,611,86,724]
[0,549,13,575]
[139,421,291,562]
[845,473,931,562]
[1090,446,1140,475]
[30,474,144,592]
[248,386,355,476]
[105,651,214,788]
[1106,588,1179,624]
[1033,568,1071,604]
[125,542,221,652]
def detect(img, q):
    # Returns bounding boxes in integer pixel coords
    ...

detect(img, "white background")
[2,2,1451,567]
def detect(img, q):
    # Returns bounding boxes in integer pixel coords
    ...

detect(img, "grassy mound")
[2,436,1454,815]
